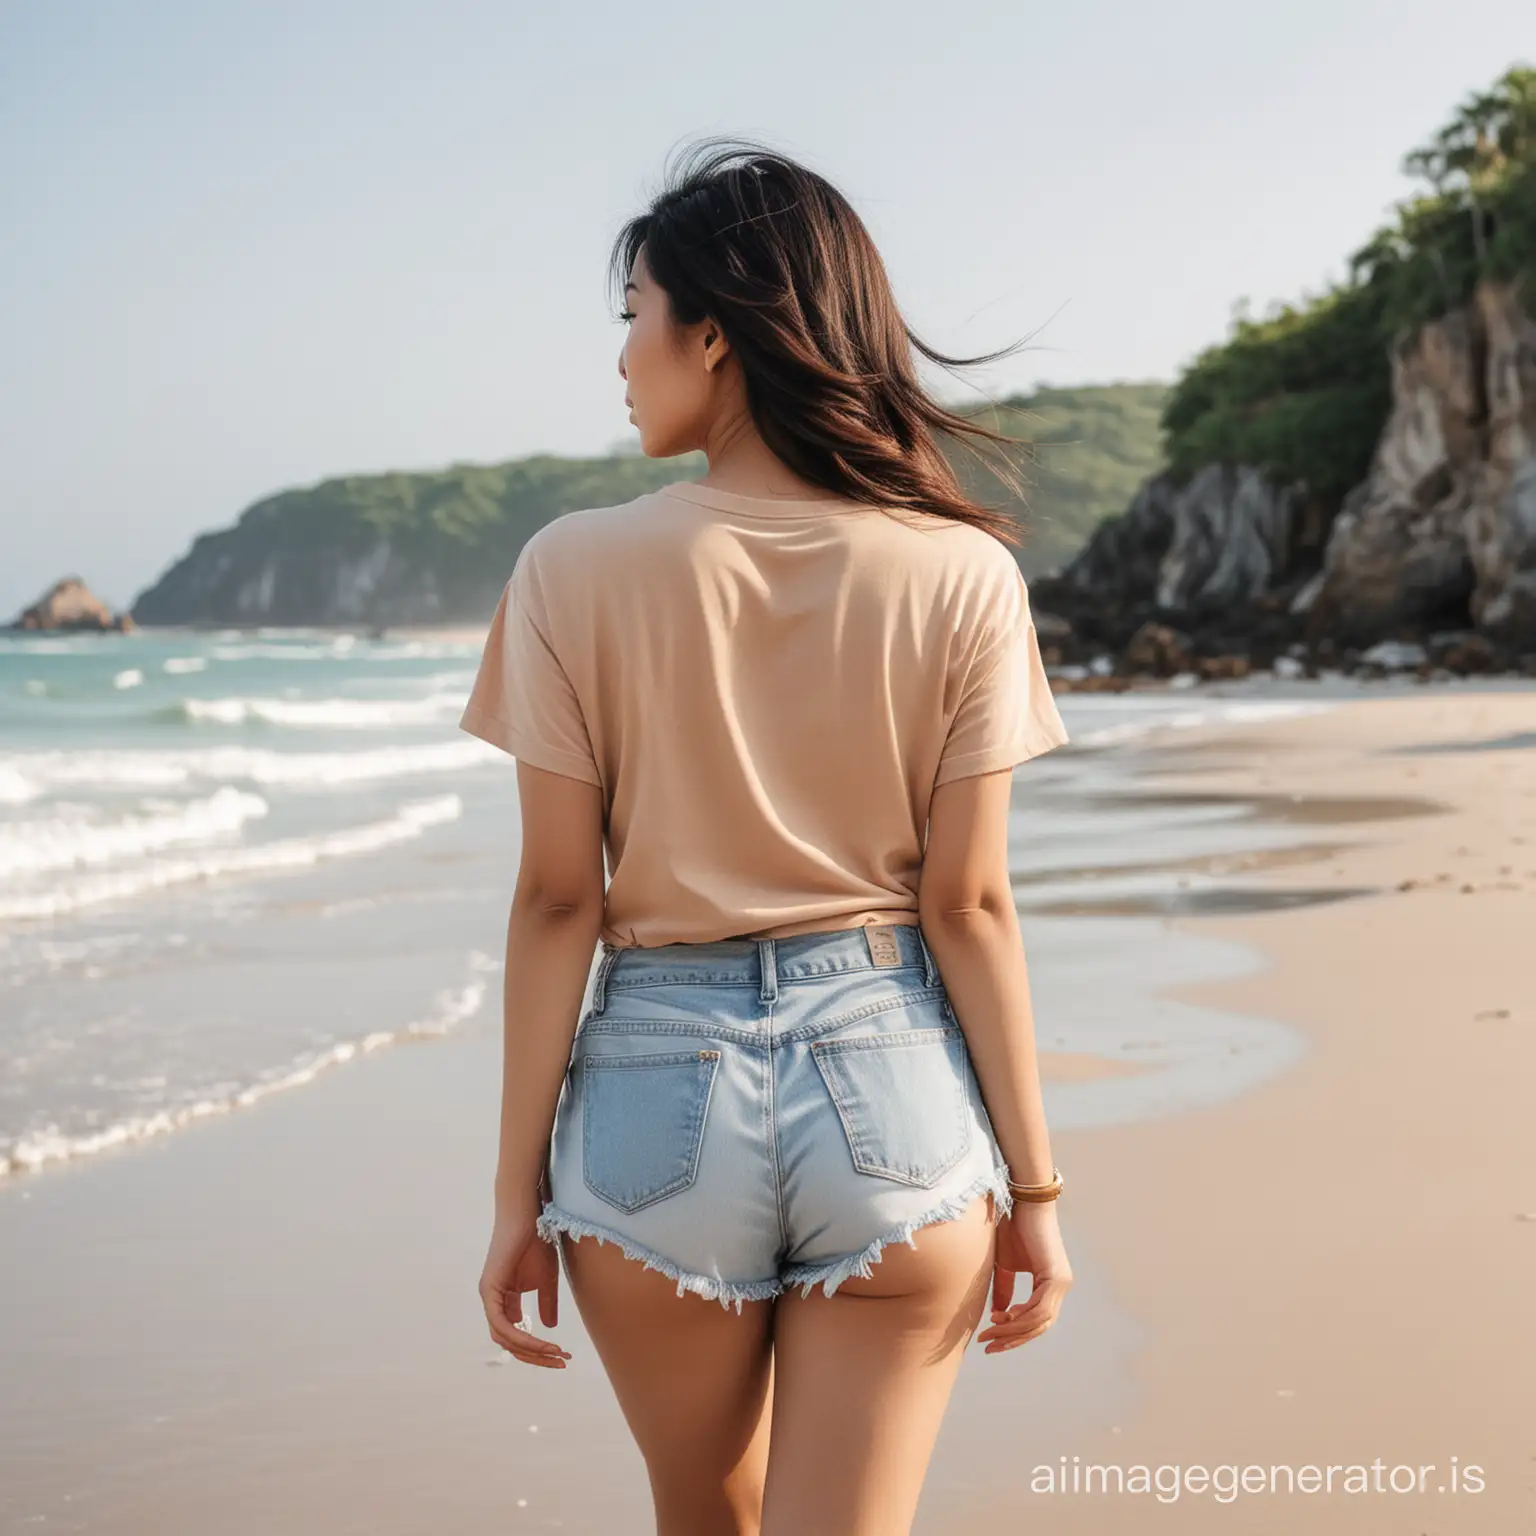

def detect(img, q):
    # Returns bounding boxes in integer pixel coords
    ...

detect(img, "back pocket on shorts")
[811,1026,971,1188]
[581,1048,721,1213]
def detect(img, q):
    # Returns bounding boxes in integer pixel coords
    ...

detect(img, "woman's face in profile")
[617,243,718,459]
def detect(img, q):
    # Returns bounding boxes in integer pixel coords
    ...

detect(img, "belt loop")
[916,924,939,989]
[757,938,778,1005]
[590,942,620,1015]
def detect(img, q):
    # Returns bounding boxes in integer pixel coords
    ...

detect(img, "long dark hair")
[608,138,1036,546]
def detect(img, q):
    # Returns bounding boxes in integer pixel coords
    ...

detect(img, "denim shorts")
[536,921,1015,1312]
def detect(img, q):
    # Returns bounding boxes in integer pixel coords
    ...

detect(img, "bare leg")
[760,1193,997,1536]
[558,1232,777,1536]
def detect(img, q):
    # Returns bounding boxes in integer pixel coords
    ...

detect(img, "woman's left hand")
[479,1207,572,1368]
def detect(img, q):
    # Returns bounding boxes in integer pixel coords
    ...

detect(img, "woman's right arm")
[919,765,1074,1350]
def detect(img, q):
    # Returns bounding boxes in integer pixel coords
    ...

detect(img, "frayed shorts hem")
[782,1165,1013,1299]
[537,1162,1012,1313]
[536,1203,782,1313]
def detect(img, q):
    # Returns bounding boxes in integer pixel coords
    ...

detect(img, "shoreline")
[947,689,1536,1532]
[9,619,1535,687]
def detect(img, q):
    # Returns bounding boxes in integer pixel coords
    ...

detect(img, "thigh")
[760,1192,996,1536]
[560,1231,776,1535]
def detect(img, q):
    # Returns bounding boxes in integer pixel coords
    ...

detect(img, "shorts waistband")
[589,922,940,1011]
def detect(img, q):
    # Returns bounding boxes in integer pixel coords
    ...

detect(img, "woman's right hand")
[977,1198,1074,1354]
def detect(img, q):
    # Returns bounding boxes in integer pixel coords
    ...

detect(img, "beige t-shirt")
[459,480,1068,948]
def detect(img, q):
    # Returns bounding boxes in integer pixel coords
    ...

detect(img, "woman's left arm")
[479,758,606,1367]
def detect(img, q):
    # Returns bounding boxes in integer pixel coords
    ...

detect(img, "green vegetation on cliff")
[1161,64,1536,511]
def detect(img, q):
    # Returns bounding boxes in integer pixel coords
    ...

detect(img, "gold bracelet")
[1005,1166,1064,1202]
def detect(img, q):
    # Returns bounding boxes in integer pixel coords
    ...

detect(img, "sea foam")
[179,692,467,728]
[0,738,498,796]
[0,786,269,879]
[0,794,463,920]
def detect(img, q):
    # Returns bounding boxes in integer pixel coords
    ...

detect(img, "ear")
[701,319,730,373]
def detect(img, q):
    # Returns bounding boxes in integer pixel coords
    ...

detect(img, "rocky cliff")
[133,531,454,628]
[1308,279,1536,642]
[1033,279,1536,677]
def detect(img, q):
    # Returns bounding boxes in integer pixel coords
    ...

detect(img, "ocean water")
[1,627,1340,1185]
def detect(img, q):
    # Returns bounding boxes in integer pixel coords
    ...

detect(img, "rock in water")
[8,577,135,632]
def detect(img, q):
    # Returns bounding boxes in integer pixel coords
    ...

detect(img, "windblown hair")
[608,138,1036,545]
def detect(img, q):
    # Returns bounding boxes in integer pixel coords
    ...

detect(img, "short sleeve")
[458,544,603,787]
[934,564,1069,788]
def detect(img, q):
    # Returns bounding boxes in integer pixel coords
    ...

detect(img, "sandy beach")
[957,688,1536,1532]
[3,684,1533,1532]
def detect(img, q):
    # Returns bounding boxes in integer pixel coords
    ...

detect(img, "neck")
[698,398,826,501]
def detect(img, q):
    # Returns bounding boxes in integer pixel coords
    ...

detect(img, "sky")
[1,1,1531,618]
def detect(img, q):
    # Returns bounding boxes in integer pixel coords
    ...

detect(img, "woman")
[460,139,1073,1535]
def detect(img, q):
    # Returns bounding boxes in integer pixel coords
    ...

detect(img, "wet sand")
[953,688,1536,1533]
[1037,1052,1156,1083]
